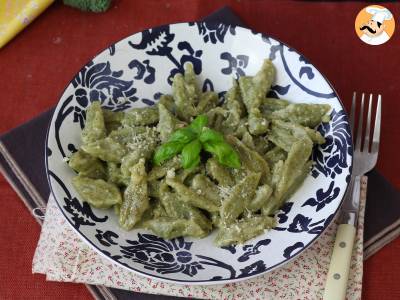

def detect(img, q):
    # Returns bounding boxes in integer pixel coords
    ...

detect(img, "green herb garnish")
[153,115,241,169]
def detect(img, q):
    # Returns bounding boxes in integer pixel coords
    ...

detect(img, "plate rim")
[45,21,353,285]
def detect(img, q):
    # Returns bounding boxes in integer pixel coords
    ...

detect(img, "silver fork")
[323,93,381,300]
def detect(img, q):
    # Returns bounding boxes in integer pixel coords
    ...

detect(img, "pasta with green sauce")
[68,60,330,247]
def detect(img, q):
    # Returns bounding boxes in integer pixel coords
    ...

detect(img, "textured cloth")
[32,178,367,300]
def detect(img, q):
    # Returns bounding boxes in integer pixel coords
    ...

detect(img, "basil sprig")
[181,139,202,169]
[153,115,241,169]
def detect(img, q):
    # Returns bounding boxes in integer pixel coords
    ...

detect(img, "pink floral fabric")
[33,178,367,300]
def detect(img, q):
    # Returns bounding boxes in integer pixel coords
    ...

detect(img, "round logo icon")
[355,5,395,45]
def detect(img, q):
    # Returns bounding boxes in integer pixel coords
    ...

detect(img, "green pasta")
[220,172,261,225]
[226,135,271,184]
[143,217,207,239]
[81,137,127,163]
[81,101,106,144]
[215,216,276,247]
[196,91,218,114]
[263,136,313,216]
[221,80,245,135]
[166,177,219,212]
[239,60,275,135]
[270,103,331,128]
[147,156,181,181]
[206,157,234,187]
[72,175,122,209]
[159,184,211,235]
[119,159,149,230]
[106,162,130,186]
[172,64,199,121]
[119,128,158,177]
[260,98,289,117]
[205,107,228,132]
[108,126,147,145]
[158,94,176,113]
[68,149,106,180]
[68,59,331,246]
[253,135,271,155]
[157,103,185,142]
[264,147,288,168]
[191,174,221,206]
[246,184,273,212]
[102,109,124,133]
[122,106,159,127]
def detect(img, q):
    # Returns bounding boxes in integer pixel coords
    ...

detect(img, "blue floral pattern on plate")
[120,235,206,276]
[189,22,236,44]
[46,22,352,284]
[312,109,353,179]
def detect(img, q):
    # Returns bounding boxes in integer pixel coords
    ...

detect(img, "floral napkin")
[32,178,367,300]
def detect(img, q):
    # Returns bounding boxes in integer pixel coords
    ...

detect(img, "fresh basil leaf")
[181,139,202,169]
[169,127,197,144]
[222,149,241,169]
[203,141,229,159]
[153,141,185,166]
[203,141,241,169]
[199,127,224,144]
[189,115,208,134]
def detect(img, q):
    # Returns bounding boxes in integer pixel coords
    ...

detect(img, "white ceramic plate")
[46,22,352,284]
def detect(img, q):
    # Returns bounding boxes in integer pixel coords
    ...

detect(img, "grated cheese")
[217,185,232,200]
[127,127,158,151]
[166,168,176,178]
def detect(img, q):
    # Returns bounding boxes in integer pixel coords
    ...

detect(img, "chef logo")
[355,5,395,45]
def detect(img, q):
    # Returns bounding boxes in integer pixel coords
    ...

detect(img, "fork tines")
[350,92,381,154]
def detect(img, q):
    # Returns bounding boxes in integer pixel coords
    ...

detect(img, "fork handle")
[323,175,360,300]
[323,224,356,300]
